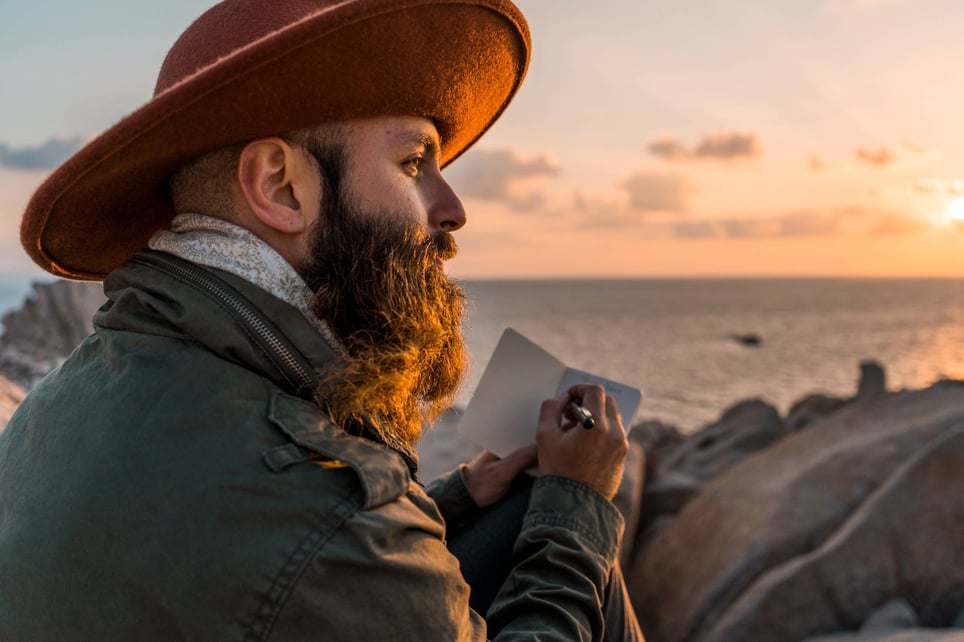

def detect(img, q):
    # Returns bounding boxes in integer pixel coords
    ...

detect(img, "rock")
[860,599,919,633]
[630,420,684,482]
[954,603,964,629]
[729,333,762,347]
[638,469,702,518]
[626,380,964,642]
[0,280,105,389]
[0,375,25,431]
[796,599,963,642]
[803,629,964,641]
[787,393,849,431]
[613,437,646,567]
[656,399,788,484]
[858,360,887,399]
[633,514,676,555]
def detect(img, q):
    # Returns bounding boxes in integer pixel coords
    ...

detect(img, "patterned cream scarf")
[149,213,344,355]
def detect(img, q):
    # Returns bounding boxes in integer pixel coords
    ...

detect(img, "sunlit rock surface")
[626,380,964,642]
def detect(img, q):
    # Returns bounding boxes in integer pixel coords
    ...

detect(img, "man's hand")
[537,383,629,500]
[462,446,538,508]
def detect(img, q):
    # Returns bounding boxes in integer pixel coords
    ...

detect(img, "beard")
[300,146,468,447]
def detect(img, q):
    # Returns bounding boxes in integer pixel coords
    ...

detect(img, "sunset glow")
[947,198,964,222]
[2,1,964,278]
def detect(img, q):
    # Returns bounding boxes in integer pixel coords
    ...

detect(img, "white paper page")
[556,367,643,429]
[457,328,567,457]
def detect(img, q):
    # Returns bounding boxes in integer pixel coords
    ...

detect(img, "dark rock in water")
[730,333,762,347]
[0,280,105,390]
[787,393,849,431]
[626,380,964,642]
[656,399,788,484]
[858,360,887,399]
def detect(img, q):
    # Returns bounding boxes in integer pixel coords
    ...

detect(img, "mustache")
[426,230,458,262]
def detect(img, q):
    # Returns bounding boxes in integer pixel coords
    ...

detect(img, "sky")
[1,0,963,279]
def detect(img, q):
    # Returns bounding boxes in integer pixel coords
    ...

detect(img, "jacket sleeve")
[424,465,480,532]
[269,474,622,641]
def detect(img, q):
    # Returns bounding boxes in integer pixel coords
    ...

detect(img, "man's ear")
[236,137,319,235]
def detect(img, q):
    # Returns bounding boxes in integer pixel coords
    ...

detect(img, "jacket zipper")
[131,251,421,477]
[131,252,317,399]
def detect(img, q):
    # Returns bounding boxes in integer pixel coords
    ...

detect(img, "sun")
[947,197,964,221]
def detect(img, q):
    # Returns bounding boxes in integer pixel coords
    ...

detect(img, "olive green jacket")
[0,252,623,641]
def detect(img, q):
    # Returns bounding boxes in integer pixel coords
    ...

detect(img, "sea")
[459,278,964,433]
[3,274,963,433]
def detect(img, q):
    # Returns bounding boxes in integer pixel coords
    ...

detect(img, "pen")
[567,399,595,429]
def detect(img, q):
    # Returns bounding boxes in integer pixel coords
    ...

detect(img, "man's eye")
[403,157,424,175]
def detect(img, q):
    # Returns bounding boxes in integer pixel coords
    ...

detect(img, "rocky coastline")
[2,279,962,641]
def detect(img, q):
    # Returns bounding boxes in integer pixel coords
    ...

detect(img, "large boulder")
[786,393,849,431]
[655,399,788,484]
[627,380,964,642]
[703,427,964,641]
[0,280,105,389]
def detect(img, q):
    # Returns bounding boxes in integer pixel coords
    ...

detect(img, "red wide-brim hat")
[21,0,530,280]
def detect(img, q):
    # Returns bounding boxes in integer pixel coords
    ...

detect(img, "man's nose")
[426,175,466,233]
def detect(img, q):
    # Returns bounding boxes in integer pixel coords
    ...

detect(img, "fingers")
[539,396,566,430]
[536,383,631,499]
[500,444,538,469]
[567,383,606,419]
[469,450,502,466]
[605,395,623,433]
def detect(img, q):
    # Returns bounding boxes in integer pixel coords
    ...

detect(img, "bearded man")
[0,1,642,640]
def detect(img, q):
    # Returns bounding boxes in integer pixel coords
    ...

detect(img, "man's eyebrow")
[396,130,442,155]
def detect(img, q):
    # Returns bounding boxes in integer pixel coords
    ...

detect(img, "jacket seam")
[242,495,359,642]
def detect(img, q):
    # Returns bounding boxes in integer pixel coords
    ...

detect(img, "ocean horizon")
[3,273,963,433]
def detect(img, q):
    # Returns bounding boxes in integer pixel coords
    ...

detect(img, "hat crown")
[155,0,341,95]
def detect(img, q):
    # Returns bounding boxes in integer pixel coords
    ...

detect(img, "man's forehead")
[340,116,442,152]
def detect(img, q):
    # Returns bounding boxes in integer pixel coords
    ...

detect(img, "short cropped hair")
[167,143,245,218]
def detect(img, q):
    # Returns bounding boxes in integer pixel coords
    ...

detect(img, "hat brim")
[21,0,530,280]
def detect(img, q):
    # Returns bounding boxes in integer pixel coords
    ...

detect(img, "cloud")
[673,221,720,239]
[669,208,924,240]
[808,155,825,172]
[856,146,894,167]
[715,213,840,239]
[648,131,760,162]
[856,141,941,169]
[870,213,929,236]
[445,148,559,212]
[620,172,694,212]
[0,136,86,170]
[914,178,964,196]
